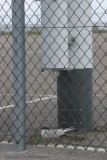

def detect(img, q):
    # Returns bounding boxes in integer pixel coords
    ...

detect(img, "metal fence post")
[12,0,26,152]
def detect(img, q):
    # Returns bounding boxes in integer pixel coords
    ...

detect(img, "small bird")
[37,127,75,138]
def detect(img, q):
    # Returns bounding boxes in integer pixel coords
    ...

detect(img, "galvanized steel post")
[12,0,26,152]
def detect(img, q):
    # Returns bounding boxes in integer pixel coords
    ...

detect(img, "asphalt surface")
[0,33,106,150]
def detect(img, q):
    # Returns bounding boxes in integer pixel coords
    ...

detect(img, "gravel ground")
[0,143,107,160]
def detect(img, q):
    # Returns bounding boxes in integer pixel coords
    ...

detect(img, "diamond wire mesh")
[0,0,107,151]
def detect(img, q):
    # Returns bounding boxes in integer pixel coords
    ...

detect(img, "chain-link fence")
[0,0,107,152]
